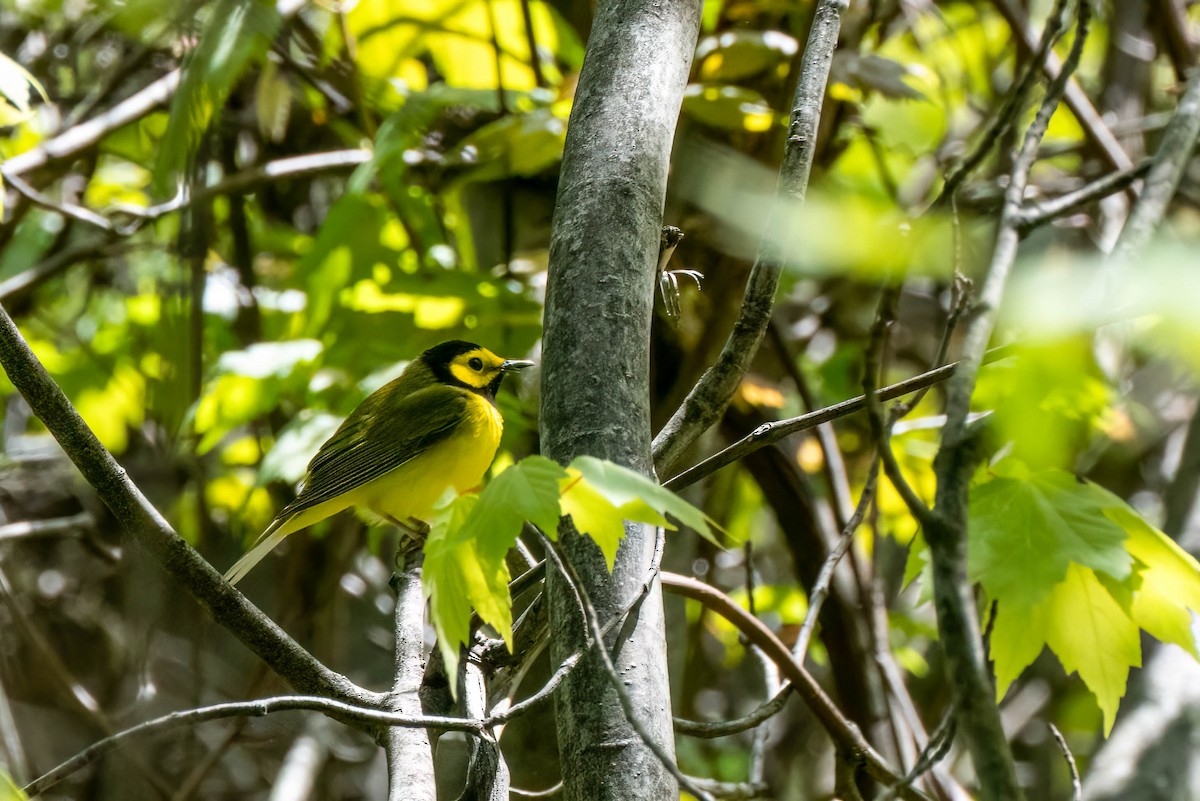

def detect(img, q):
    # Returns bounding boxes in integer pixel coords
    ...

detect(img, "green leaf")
[423,492,487,682]
[558,472,638,568]
[969,464,1132,607]
[682,83,775,133]
[460,455,568,544]
[156,0,280,186]
[445,107,567,183]
[1108,507,1200,658]
[424,456,567,681]
[423,455,716,680]
[0,767,27,801]
[695,30,799,82]
[567,455,721,555]
[976,462,1200,735]
[989,563,1140,736]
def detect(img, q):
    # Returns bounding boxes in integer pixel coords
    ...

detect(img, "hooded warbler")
[224,340,533,585]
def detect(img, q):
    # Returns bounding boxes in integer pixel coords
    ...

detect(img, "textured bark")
[384,558,435,801]
[538,1,700,799]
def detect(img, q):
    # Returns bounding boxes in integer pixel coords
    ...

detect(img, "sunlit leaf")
[977,461,1200,735]
[424,454,717,681]
[1108,507,1200,658]
[424,491,489,682]
[696,30,798,81]
[424,456,567,679]
[568,455,721,547]
[0,767,28,801]
[0,50,48,126]
[990,562,1140,735]
[969,461,1132,608]
[682,83,775,132]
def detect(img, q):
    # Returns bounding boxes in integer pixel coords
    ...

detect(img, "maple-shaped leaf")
[974,461,1200,736]
[989,563,1141,735]
[969,461,1132,607]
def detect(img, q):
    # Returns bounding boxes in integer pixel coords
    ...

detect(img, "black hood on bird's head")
[420,340,509,398]
[420,340,483,369]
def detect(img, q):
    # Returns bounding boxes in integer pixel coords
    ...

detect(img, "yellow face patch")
[447,348,506,389]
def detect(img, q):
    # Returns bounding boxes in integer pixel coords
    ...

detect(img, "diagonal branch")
[1110,67,1200,261]
[992,0,1133,173]
[544,538,716,801]
[660,573,929,801]
[662,346,1013,492]
[0,72,180,179]
[0,302,377,708]
[651,0,848,475]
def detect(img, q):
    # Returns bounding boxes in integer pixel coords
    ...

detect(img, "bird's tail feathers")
[224,519,288,586]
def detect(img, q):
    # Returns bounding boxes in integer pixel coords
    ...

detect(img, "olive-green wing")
[275,383,468,521]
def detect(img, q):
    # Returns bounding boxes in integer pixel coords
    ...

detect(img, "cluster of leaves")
[425,455,719,678]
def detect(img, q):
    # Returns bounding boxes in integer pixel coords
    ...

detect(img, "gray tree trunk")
[538,1,701,799]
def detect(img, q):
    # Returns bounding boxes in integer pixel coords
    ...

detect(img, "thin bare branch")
[489,530,664,726]
[1015,159,1151,233]
[662,346,1013,492]
[793,461,880,663]
[1,72,180,179]
[863,288,935,527]
[1048,723,1082,801]
[652,0,848,474]
[543,538,715,801]
[1,149,371,236]
[1111,68,1200,261]
[674,685,792,738]
[660,573,930,801]
[939,0,1069,203]
[23,696,481,798]
[992,0,1133,173]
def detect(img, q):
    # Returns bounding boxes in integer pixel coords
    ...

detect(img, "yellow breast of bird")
[361,392,503,524]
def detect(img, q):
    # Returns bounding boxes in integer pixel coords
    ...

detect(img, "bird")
[224,340,534,585]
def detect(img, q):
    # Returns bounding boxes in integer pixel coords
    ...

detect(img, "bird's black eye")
[468,357,484,371]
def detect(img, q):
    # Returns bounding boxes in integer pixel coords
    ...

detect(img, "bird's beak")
[501,359,535,373]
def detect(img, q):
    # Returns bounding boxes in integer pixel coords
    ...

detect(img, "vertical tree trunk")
[539,1,700,799]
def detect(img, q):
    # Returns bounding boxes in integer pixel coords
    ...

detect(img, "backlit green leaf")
[976,461,1200,735]
[1109,507,1200,658]
[568,455,721,547]
[0,767,27,801]
[969,463,1132,607]
[989,563,1140,735]
[424,492,488,681]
